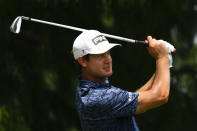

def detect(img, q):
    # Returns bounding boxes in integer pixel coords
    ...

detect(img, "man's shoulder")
[77,85,129,109]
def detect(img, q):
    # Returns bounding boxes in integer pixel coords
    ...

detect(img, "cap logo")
[92,35,107,45]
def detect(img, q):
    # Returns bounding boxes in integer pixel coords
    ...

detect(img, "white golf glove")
[158,40,176,68]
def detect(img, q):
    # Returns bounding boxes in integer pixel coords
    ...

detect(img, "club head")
[10,16,22,34]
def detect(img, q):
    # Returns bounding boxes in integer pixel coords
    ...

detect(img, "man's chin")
[105,71,112,77]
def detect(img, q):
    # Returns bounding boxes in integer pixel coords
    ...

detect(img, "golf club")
[10,16,147,46]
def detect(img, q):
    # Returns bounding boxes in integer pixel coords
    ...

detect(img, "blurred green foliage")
[0,0,197,130]
[0,106,30,131]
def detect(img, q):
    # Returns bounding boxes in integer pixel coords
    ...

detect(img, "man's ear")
[77,56,87,67]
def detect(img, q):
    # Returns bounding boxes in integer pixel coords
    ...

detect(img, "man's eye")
[98,55,103,59]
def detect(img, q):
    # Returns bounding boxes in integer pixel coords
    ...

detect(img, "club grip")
[135,40,148,47]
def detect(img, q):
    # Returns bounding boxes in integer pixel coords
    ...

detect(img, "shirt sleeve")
[108,88,139,118]
[111,91,139,118]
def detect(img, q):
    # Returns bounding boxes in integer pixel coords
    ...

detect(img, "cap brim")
[87,43,121,55]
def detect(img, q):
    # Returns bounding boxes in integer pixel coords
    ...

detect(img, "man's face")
[84,51,112,79]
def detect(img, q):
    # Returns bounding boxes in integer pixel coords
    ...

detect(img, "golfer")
[73,30,170,131]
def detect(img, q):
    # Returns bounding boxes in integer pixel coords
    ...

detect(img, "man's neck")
[81,72,106,84]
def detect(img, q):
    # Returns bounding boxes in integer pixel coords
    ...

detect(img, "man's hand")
[158,40,175,68]
[146,36,169,60]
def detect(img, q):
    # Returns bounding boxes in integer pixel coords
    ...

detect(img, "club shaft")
[21,16,143,44]
[100,33,135,43]
[22,16,86,32]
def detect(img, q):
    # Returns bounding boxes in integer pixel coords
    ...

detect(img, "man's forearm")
[137,56,170,93]
[150,56,170,99]
[136,73,155,92]
[136,57,170,114]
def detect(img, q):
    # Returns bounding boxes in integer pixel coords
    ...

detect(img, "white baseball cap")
[72,30,121,60]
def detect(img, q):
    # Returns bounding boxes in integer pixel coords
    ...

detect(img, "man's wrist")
[156,55,169,62]
[156,56,169,67]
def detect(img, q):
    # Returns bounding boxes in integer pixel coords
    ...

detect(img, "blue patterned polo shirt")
[75,77,139,131]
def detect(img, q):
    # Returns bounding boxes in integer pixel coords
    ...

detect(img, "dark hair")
[74,54,90,71]
[83,54,90,61]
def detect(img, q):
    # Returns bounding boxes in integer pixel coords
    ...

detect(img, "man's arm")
[136,36,170,114]
[136,73,155,92]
